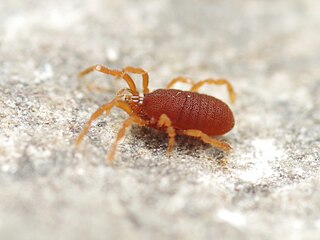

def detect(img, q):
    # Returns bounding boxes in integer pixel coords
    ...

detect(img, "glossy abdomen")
[142,89,234,136]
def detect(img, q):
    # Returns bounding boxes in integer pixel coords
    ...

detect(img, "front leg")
[122,66,150,95]
[107,115,146,163]
[75,98,132,146]
[78,65,139,95]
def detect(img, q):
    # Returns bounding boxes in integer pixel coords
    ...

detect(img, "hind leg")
[165,76,235,103]
[177,129,231,151]
[157,114,176,154]
[190,79,236,103]
[165,76,195,89]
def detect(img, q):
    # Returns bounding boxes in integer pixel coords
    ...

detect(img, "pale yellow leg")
[190,79,236,103]
[75,99,132,146]
[107,116,146,163]
[78,65,139,95]
[157,114,176,154]
[107,117,134,163]
[177,129,231,152]
[122,66,150,95]
[165,76,195,89]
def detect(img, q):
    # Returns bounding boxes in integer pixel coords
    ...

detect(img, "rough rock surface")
[0,0,319,239]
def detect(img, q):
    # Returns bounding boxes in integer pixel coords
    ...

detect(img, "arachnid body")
[76,65,236,163]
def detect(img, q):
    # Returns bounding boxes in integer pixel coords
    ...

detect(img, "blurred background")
[0,0,320,239]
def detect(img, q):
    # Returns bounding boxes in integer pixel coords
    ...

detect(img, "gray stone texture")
[0,0,320,239]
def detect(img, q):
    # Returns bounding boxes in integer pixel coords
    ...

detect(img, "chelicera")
[76,65,236,163]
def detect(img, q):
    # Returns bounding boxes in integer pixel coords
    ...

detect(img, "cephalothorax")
[76,65,236,163]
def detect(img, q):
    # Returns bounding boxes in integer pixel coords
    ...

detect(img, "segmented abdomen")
[142,89,234,136]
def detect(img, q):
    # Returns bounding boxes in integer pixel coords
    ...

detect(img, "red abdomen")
[142,89,234,136]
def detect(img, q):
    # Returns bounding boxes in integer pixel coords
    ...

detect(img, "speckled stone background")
[1,0,320,239]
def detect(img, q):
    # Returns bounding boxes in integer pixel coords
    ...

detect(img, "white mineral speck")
[237,139,285,182]
[216,208,246,228]
[106,47,119,62]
